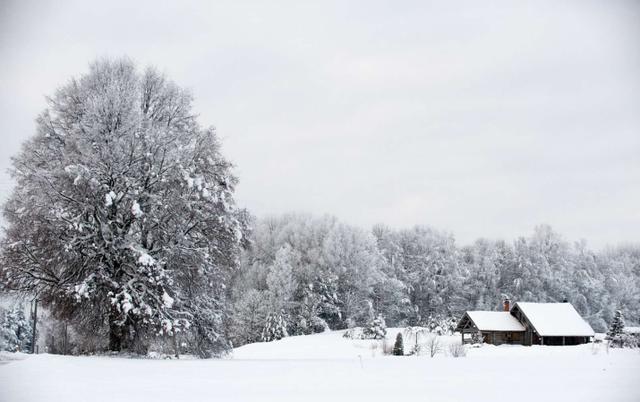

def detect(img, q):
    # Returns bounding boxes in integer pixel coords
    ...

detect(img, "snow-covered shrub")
[343,327,366,340]
[425,315,457,336]
[609,333,638,349]
[425,334,442,357]
[402,326,428,352]
[406,343,421,356]
[393,333,404,356]
[381,337,393,355]
[363,315,386,339]
[448,342,466,358]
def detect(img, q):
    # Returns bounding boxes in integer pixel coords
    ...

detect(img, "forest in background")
[229,214,640,346]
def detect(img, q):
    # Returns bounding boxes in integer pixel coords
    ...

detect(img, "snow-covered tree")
[364,315,386,339]
[606,310,625,347]
[261,310,288,342]
[0,59,245,356]
[230,289,269,346]
[266,245,297,317]
[0,305,32,352]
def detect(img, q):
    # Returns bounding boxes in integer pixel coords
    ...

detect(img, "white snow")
[137,251,156,267]
[73,282,90,301]
[131,201,144,218]
[623,326,640,334]
[466,311,526,331]
[162,291,174,308]
[104,191,116,207]
[515,302,595,336]
[1,330,638,402]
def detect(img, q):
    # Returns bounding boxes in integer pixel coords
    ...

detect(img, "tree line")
[227,214,640,346]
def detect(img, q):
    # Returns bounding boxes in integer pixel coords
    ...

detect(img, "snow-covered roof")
[466,311,526,332]
[514,302,594,337]
[623,326,640,334]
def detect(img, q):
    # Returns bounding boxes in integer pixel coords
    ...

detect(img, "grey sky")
[1,0,639,248]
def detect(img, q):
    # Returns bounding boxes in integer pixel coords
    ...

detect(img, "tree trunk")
[108,313,123,352]
[173,334,180,359]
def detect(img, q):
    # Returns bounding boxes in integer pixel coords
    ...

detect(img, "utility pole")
[31,298,38,354]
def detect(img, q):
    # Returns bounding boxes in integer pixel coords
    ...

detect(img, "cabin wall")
[541,336,591,346]
[511,306,536,346]
[481,331,524,345]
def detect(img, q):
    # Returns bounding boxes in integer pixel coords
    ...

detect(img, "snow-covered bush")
[402,326,429,351]
[448,342,466,358]
[363,315,387,340]
[425,315,457,336]
[424,335,442,357]
[609,333,638,349]
[343,327,366,340]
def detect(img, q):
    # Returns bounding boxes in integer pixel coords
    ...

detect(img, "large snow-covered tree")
[0,59,246,355]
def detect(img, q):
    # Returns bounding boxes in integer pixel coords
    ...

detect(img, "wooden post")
[562,336,565,346]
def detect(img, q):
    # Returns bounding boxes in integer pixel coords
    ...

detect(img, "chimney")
[503,298,510,312]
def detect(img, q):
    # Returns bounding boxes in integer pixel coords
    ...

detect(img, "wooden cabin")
[456,311,525,345]
[456,299,594,346]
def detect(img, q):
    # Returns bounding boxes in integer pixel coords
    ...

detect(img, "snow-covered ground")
[1,330,639,402]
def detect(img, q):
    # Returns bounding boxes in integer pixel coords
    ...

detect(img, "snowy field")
[1,330,639,402]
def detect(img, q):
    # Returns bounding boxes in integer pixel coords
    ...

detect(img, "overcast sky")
[1,0,639,248]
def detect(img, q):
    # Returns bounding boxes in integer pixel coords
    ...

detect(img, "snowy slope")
[233,328,414,359]
[1,331,639,402]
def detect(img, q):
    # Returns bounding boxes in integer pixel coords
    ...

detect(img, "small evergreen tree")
[393,332,404,356]
[606,310,625,347]
[0,305,32,352]
[364,315,387,339]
